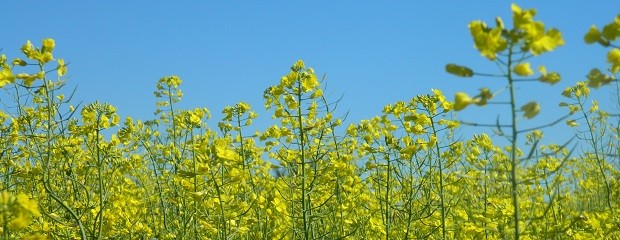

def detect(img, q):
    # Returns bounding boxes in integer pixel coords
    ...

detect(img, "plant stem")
[297,80,310,240]
[429,116,446,240]
[507,44,520,240]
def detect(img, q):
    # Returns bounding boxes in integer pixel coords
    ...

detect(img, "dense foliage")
[0,4,618,240]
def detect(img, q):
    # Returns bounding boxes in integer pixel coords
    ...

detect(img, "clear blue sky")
[2,1,619,145]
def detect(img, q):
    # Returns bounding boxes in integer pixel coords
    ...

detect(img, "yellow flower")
[16,193,41,216]
[607,48,620,67]
[21,40,35,58]
[0,66,16,88]
[20,233,48,240]
[215,143,241,162]
[400,144,418,156]
[100,114,111,128]
[528,28,564,55]
[453,92,473,111]
[586,68,613,89]
[0,191,13,206]
[589,100,599,113]
[188,113,201,126]
[57,58,67,76]
[236,102,251,113]
[301,71,319,92]
[292,59,305,71]
[521,101,540,119]
[468,21,507,60]
[514,62,534,76]
[8,214,30,231]
[584,25,601,44]
[601,17,620,40]
[310,89,323,99]
[40,52,54,63]
[16,72,43,87]
[475,87,493,106]
[12,58,27,66]
[538,65,561,84]
[81,107,96,124]
[432,88,452,110]
[513,4,564,55]
[42,38,55,53]
[416,114,431,126]
[512,4,536,29]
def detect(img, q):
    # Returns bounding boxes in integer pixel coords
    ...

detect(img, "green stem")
[192,138,198,239]
[429,116,446,240]
[507,44,520,240]
[297,81,310,240]
[386,154,391,240]
[142,139,169,233]
[95,115,104,239]
[167,85,179,174]
[212,169,227,240]
[579,99,613,212]
[41,71,86,239]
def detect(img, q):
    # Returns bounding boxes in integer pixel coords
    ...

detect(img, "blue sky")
[2,1,619,145]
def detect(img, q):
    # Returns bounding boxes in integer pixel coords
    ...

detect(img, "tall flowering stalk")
[446,4,565,239]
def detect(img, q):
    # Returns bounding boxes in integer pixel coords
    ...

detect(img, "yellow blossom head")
[607,48,620,74]
[601,16,620,41]
[584,25,602,44]
[538,65,561,84]
[474,87,493,106]
[512,4,536,29]
[468,21,507,60]
[57,58,67,76]
[586,68,613,89]
[514,62,534,76]
[453,92,473,111]
[0,67,16,88]
[512,4,564,55]
[521,101,540,119]
[42,38,55,53]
